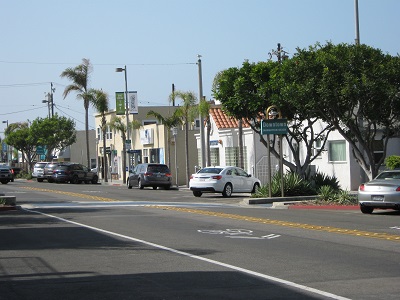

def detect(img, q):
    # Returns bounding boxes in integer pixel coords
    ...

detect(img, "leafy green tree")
[282,42,400,179]
[169,91,197,187]
[146,109,182,168]
[60,58,92,168]
[90,89,110,182]
[4,122,36,171]
[29,115,76,162]
[212,60,333,178]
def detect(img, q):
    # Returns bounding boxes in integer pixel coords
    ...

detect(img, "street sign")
[36,146,45,155]
[261,119,288,135]
[125,140,131,150]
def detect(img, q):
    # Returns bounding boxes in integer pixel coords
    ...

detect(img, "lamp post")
[116,66,130,184]
[171,127,178,187]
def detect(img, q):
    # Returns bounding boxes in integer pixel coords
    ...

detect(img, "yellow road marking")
[22,187,400,242]
[23,186,117,202]
[146,206,400,242]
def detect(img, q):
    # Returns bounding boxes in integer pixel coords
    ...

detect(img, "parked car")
[51,163,99,184]
[43,162,66,183]
[32,162,49,182]
[189,166,261,197]
[127,163,172,190]
[358,170,400,214]
[0,164,13,184]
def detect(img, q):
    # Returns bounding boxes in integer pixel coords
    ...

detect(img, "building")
[94,106,199,186]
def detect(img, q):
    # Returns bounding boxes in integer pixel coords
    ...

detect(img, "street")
[1,180,400,299]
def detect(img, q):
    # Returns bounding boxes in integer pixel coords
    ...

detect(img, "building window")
[210,148,220,166]
[313,139,322,157]
[143,148,149,163]
[225,147,248,169]
[373,139,384,164]
[328,141,346,162]
[106,125,112,140]
[97,127,101,141]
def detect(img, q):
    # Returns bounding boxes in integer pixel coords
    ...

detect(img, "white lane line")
[22,208,350,300]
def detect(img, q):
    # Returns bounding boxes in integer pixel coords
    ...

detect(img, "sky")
[1,0,399,135]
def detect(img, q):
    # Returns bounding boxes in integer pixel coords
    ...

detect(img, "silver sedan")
[358,170,400,214]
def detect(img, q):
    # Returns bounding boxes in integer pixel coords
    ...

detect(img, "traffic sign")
[261,119,288,135]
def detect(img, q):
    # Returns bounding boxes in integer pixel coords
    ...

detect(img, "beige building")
[94,106,199,186]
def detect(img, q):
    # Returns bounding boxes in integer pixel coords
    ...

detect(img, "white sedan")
[189,166,261,197]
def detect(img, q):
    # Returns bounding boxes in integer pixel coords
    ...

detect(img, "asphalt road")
[1,180,400,300]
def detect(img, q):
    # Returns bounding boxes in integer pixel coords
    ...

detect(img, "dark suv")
[51,163,98,184]
[127,163,172,190]
[0,164,13,184]
[43,162,64,183]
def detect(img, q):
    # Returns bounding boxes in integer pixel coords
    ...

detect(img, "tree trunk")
[238,119,244,169]
[102,131,108,183]
[122,133,127,184]
[185,121,190,187]
[85,106,91,168]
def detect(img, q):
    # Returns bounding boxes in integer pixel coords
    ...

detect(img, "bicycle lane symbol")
[197,229,280,240]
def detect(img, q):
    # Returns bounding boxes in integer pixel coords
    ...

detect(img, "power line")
[0,60,196,66]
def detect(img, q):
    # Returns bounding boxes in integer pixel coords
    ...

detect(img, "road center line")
[22,207,350,300]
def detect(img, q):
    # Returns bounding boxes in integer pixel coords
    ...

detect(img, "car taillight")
[211,175,222,180]
[396,187,400,192]
[190,175,194,179]
[359,184,365,191]
[166,173,172,177]
[144,172,152,177]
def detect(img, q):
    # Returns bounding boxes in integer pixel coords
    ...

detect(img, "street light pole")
[116,66,130,184]
[197,55,206,168]
[171,127,178,187]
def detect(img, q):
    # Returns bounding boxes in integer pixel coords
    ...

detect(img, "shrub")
[252,172,316,198]
[385,155,400,170]
[317,185,336,202]
[310,172,340,191]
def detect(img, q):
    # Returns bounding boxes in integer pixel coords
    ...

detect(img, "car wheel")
[251,183,260,194]
[127,179,132,189]
[1,181,7,184]
[222,183,233,197]
[48,178,54,183]
[138,179,144,189]
[193,191,202,197]
[164,185,171,190]
[91,176,98,184]
[37,178,43,182]
[360,206,374,214]
[153,186,157,190]
[70,176,79,184]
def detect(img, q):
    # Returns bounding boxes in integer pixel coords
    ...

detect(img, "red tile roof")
[209,107,250,129]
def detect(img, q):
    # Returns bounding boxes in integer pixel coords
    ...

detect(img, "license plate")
[199,178,205,181]
[372,195,384,201]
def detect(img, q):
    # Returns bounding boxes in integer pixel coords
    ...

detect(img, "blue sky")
[1,0,399,133]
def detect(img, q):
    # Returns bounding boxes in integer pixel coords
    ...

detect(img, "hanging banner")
[115,92,125,115]
[128,91,138,114]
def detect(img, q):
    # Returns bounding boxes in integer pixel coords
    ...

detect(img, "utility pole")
[197,55,206,169]
[50,82,55,117]
[354,0,360,45]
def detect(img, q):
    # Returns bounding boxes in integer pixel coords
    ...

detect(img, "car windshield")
[35,163,47,168]
[198,168,223,174]
[375,172,400,180]
[147,165,170,173]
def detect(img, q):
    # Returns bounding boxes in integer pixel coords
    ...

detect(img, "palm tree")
[109,117,141,184]
[197,97,211,166]
[60,58,92,168]
[146,109,182,167]
[89,89,109,182]
[109,116,127,184]
[169,91,197,187]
